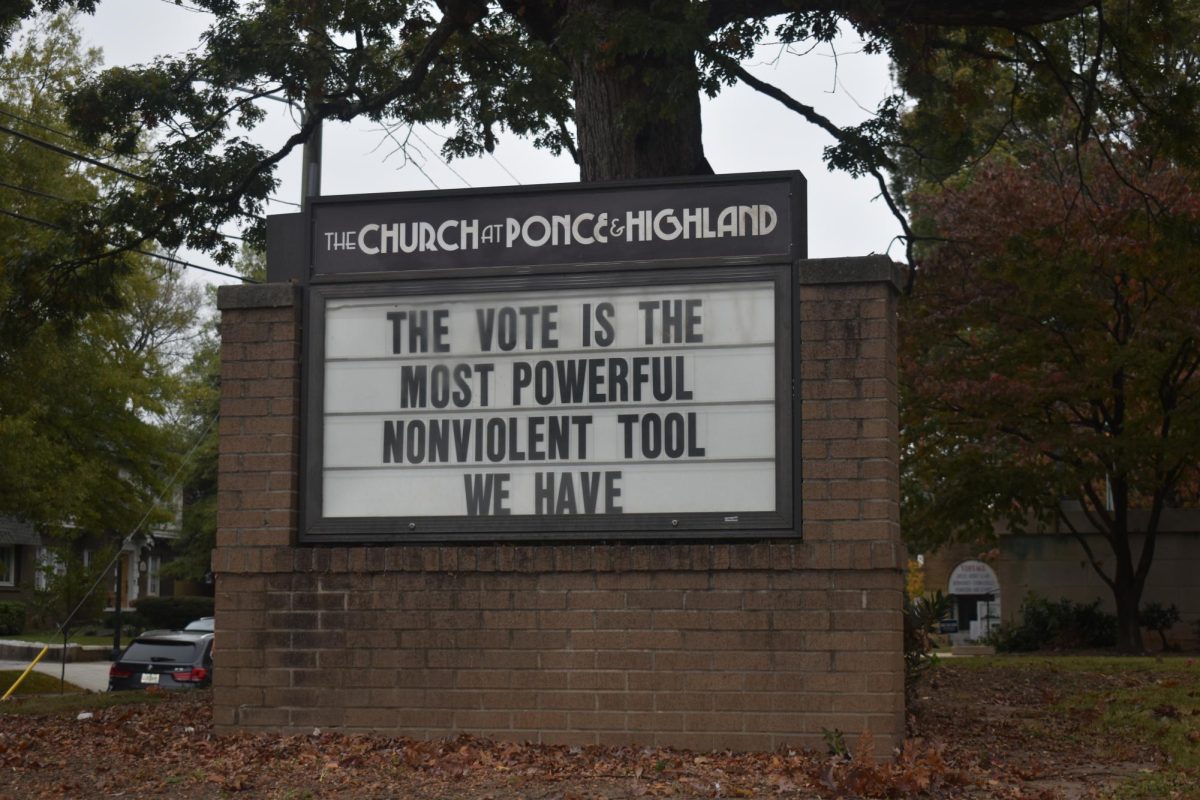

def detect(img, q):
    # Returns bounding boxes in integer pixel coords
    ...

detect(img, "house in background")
[0,514,183,621]
[0,517,40,602]
[922,507,1200,651]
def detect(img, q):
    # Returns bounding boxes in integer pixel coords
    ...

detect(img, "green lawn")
[0,669,86,695]
[0,669,169,716]
[4,631,132,647]
[1054,658,1200,800]
[929,654,1200,800]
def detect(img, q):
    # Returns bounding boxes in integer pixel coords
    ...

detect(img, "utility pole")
[301,116,322,200]
[110,557,122,660]
[300,2,322,203]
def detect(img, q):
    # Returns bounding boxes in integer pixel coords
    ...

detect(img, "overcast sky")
[76,0,904,285]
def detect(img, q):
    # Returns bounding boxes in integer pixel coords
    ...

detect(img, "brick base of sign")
[214,256,905,754]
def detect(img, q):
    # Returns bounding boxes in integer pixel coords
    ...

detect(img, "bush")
[0,601,26,636]
[131,596,213,631]
[988,593,1117,652]
[1139,602,1181,651]
[101,609,147,632]
[904,590,953,698]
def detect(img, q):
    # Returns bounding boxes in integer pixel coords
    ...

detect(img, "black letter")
[685,299,703,343]
[512,361,532,406]
[433,309,451,352]
[474,363,494,407]
[430,364,450,408]
[617,414,638,458]
[534,472,554,514]
[383,420,403,463]
[638,300,657,345]
[476,308,496,351]
[542,305,559,348]
[464,474,493,515]
[595,302,615,347]
[400,365,427,408]
[605,471,623,513]
[387,311,407,354]
[452,364,473,408]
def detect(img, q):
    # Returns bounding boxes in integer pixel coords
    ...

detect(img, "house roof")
[0,517,41,546]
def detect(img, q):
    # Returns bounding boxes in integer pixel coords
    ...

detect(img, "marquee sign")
[308,175,798,276]
[298,173,804,542]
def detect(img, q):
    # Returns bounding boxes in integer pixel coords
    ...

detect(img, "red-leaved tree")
[901,146,1200,653]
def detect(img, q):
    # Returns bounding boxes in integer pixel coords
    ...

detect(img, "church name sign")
[300,174,805,543]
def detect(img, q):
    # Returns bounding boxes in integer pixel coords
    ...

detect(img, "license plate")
[140,673,159,685]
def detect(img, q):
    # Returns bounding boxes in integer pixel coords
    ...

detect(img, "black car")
[108,631,214,691]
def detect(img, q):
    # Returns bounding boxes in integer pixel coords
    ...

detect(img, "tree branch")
[1057,506,1117,593]
[711,51,921,284]
[705,0,1095,32]
[218,7,475,206]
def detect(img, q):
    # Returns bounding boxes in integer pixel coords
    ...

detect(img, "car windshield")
[184,619,213,631]
[123,640,199,664]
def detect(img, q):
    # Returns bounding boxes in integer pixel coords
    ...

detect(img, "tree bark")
[565,0,712,181]
[507,0,1096,182]
[1113,586,1145,654]
[509,0,712,180]
[571,48,712,181]
[1111,536,1146,655]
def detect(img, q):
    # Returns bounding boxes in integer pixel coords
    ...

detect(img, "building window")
[34,547,65,592]
[147,555,161,597]
[0,545,14,586]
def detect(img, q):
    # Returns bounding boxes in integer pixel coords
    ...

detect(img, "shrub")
[904,590,953,698]
[131,596,213,631]
[0,601,26,636]
[101,609,147,632]
[988,593,1116,652]
[1139,602,1181,651]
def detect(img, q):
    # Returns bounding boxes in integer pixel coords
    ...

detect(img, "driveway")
[0,657,112,693]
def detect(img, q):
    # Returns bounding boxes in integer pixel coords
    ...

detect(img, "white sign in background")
[322,282,776,517]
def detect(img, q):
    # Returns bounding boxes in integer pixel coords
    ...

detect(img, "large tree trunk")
[571,46,712,181]
[1074,488,1150,654]
[1109,525,1146,654]
[532,0,1094,182]
[1113,583,1145,655]
[563,0,713,181]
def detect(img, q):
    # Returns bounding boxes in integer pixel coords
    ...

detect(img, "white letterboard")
[320,281,776,517]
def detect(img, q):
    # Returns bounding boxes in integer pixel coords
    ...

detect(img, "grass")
[951,654,1200,799]
[0,669,86,695]
[4,631,133,647]
[944,652,1197,673]
[0,669,170,716]
[0,689,169,716]
[1066,662,1200,800]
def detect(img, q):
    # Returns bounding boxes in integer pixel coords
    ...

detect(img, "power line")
[49,410,221,652]
[0,118,302,210]
[0,107,147,165]
[132,248,258,282]
[490,152,522,185]
[157,0,213,13]
[0,179,247,243]
[0,207,259,283]
[0,206,56,230]
[0,178,76,204]
[412,129,472,188]
[0,122,148,183]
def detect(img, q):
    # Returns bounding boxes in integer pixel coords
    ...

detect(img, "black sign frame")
[290,172,806,544]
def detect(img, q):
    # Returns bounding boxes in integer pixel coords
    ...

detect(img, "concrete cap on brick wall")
[218,283,301,310]
[796,256,904,291]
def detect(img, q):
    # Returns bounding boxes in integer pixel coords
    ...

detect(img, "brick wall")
[214,256,904,753]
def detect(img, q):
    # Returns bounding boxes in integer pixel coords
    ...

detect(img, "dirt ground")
[0,658,1194,799]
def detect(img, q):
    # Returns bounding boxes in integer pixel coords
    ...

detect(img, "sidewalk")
[0,657,112,693]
